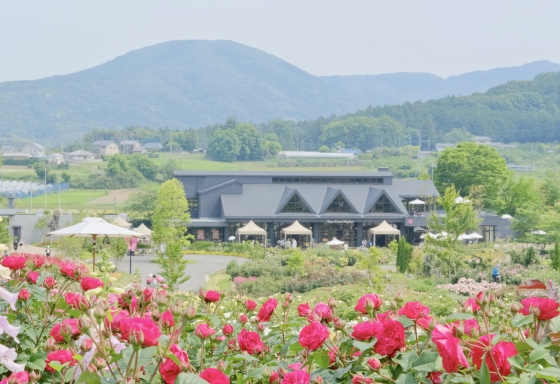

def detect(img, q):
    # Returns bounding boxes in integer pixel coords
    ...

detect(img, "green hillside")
[0,40,364,142]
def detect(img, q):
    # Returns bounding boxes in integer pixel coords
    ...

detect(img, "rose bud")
[93,306,106,320]
[475,291,485,306]
[216,360,227,372]
[88,364,98,373]
[395,291,405,303]
[29,371,41,382]
[61,323,74,340]
[262,367,272,379]
[198,290,207,300]
[183,305,197,320]
[367,358,381,371]
[313,377,324,384]
[239,314,249,324]
[306,312,321,323]
[77,318,91,333]
[244,300,257,311]
[364,298,374,311]
[18,288,31,301]
[258,324,265,332]
[488,294,495,303]
[142,288,154,303]
[328,297,337,309]
[46,337,57,351]
[530,306,541,318]
[333,317,347,330]
[486,310,495,318]
[151,309,161,322]
[134,285,143,297]
[282,301,290,309]
[170,303,182,317]
[285,294,293,302]
[222,324,234,336]
[154,294,169,309]
[43,276,56,289]
[94,357,107,370]
[129,329,145,347]
[80,338,93,352]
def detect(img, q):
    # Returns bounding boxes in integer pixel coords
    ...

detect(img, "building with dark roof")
[91,141,119,156]
[175,169,462,246]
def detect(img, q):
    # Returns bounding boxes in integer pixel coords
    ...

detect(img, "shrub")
[188,241,215,251]
[510,246,539,267]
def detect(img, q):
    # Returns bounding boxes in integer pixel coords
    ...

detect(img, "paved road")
[118,253,248,292]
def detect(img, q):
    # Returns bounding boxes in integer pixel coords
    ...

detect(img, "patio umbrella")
[469,233,484,239]
[409,199,425,205]
[457,233,470,240]
[531,230,546,235]
[413,227,427,232]
[326,237,344,245]
[500,214,513,219]
[47,217,142,271]
[228,236,236,241]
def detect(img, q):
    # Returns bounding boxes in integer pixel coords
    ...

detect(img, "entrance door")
[13,226,21,240]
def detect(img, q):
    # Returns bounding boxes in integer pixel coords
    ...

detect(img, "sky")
[1,0,560,83]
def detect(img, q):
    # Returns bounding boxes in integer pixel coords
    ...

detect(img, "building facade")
[175,170,446,246]
[119,140,142,154]
[91,141,119,156]
[20,143,46,158]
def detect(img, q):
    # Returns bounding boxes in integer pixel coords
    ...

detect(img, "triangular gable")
[319,188,339,212]
[276,189,313,214]
[366,190,404,214]
[322,190,358,213]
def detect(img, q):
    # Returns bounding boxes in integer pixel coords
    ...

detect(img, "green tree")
[541,172,560,207]
[61,172,71,183]
[123,184,159,221]
[129,154,158,181]
[499,174,540,215]
[512,202,543,238]
[434,143,509,209]
[110,238,128,268]
[0,217,9,244]
[152,180,193,290]
[396,237,413,273]
[357,247,384,292]
[106,154,129,176]
[552,239,560,271]
[207,129,241,162]
[234,122,265,161]
[441,127,474,144]
[318,145,330,153]
[158,159,178,181]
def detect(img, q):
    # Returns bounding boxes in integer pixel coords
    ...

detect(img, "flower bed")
[1,253,560,383]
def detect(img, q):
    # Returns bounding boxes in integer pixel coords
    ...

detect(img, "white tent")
[113,216,132,228]
[281,221,312,245]
[500,214,513,220]
[531,230,546,235]
[368,220,401,246]
[326,237,344,245]
[469,233,483,239]
[237,221,267,246]
[135,223,152,237]
[47,217,142,270]
[409,199,425,205]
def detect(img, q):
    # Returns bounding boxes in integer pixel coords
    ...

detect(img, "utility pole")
[419,132,422,152]
[44,168,47,210]
[30,176,33,210]
[58,173,60,211]
[296,137,299,151]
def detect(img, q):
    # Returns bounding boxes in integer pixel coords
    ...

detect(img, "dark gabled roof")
[120,140,140,145]
[68,150,95,156]
[175,170,393,177]
[142,142,163,149]
[391,180,439,198]
[92,140,115,147]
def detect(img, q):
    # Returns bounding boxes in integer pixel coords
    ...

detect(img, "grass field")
[17,189,128,212]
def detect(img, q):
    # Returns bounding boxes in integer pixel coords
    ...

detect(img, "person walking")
[492,264,500,282]
[46,246,51,257]
[13,239,18,251]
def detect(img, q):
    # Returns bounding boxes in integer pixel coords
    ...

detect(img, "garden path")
[119,253,249,292]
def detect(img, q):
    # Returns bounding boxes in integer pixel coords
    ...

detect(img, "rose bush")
[3,253,560,383]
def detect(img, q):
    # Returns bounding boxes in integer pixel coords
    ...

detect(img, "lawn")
[17,189,126,211]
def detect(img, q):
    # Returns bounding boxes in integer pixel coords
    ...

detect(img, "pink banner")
[126,237,138,251]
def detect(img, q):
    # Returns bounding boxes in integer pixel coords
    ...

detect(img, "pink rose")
[299,321,329,351]
[195,323,216,339]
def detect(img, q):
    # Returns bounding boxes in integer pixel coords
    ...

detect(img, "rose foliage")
[2,253,560,383]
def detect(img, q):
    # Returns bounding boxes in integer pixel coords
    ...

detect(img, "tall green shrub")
[397,237,413,273]
[552,240,560,271]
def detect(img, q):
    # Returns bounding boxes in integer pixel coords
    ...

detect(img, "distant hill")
[0,39,558,143]
[0,40,364,142]
[320,61,560,106]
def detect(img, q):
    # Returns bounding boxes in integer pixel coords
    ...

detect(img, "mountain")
[0,40,364,142]
[0,39,558,143]
[320,60,560,107]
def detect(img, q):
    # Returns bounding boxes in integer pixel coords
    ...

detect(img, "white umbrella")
[228,236,236,241]
[457,233,470,240]
[469,233,484,239]
[47,217,142,271]
[413,226,427,232]
[531,230,546,235]
[500,214,513,219]
[409,199,425,205]
[326,237,344,245]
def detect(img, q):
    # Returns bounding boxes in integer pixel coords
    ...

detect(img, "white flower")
[0,344,25,372]
[0,316,20,343]
[0,265,11,280]
[0,287,18,311]
[264,327,271,336]
[224,312,232,319]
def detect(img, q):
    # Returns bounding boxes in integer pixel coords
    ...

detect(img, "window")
[187,198,199,210]
[280,194,310,213]
[272,177,384,184]
[325,194,355,213]
[370,195,397,213]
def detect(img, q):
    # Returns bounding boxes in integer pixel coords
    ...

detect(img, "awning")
[236,221,266,236]
[368,220,401,235]
[409,199,425,205]
[281,221,312,235]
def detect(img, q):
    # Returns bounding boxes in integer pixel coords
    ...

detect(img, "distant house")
[278,151,354,159]
[472,136,492,145]
[339,149,362,155]
[491,142,517,149]
[2,152,32,161]
[91,141,119,156]
[119,140,142,154]
[67,150,96,161]
[20,143,46,158]
[0,145,15,154]
[435,143,456,153]
[42,153,65,165]
[142,142,164,152]
[133,146,147,155]
[417,151,435,159]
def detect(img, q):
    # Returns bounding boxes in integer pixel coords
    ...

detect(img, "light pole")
[44,168,47,210]
[58,173,60,211]
[431,164,436,180]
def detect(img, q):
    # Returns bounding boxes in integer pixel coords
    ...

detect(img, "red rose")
[18,288,31,301]
[371,319,405,357]
[237,329,264,354]
[427,372,443,384]
[205,290,221,303]
[239,314,248,323]
[464,298,480,313]
[269,371,280,383]
[27,271,39,284]
[367,358,381,370]
[222,324,234,336]
[65,293,89,310]
[195,323,216,339]
[60,262,78,279]
[398,301,430,321]
[355,294,382,314]
[352,376,374,384]
[282,370,310,384]
[417,316,434,331]
[43,276,56,289]
[50,318,81,342]
[463,318,479,337]
[0,371,29,384]
[431,325,469,373]
[143,288,155,303]
[33,257,45,269]
[257,298,278,322]
[161,310,175,328]
[245,299,257,311]
[520,297,560,320]
[120,317,162,347]
[80,277,104,291]
[1,256,26,271]
[351,321,378,341]
[105,309,129,330]
[299,321,329,351]
[45,349,77,372]
[313,302,333,322]
[199,367,230,383]
[159,344,189,384]
[297,302,311,317]
[472,334,518,382]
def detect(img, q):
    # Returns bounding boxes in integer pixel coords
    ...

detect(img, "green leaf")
[312,350,331,369]
[395,372,416,384]
[479,360,490,384]
[529,349,554,364]
[512,314,534,328]
[77,372,102,384]
[445,313,474,322]
[411,351,440,372]
[289,342,304,352]
[536,367,560,380]
[396,351,418,371]
[509,355,525,370]
[352,339,376,352]
[174,373,209,384]
[137,346,157,367]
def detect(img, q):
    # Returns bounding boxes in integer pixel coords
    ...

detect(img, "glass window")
[280,194,310,213]
[187,198,198,210]
[370,195,397,213]
[325,194,355,213]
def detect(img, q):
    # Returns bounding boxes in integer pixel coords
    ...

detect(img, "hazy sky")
[1,0,559,83]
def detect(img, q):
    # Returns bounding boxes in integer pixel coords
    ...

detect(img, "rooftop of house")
[91,140,116,147]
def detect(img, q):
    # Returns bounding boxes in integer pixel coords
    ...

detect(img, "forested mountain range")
[0,40,558,144]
